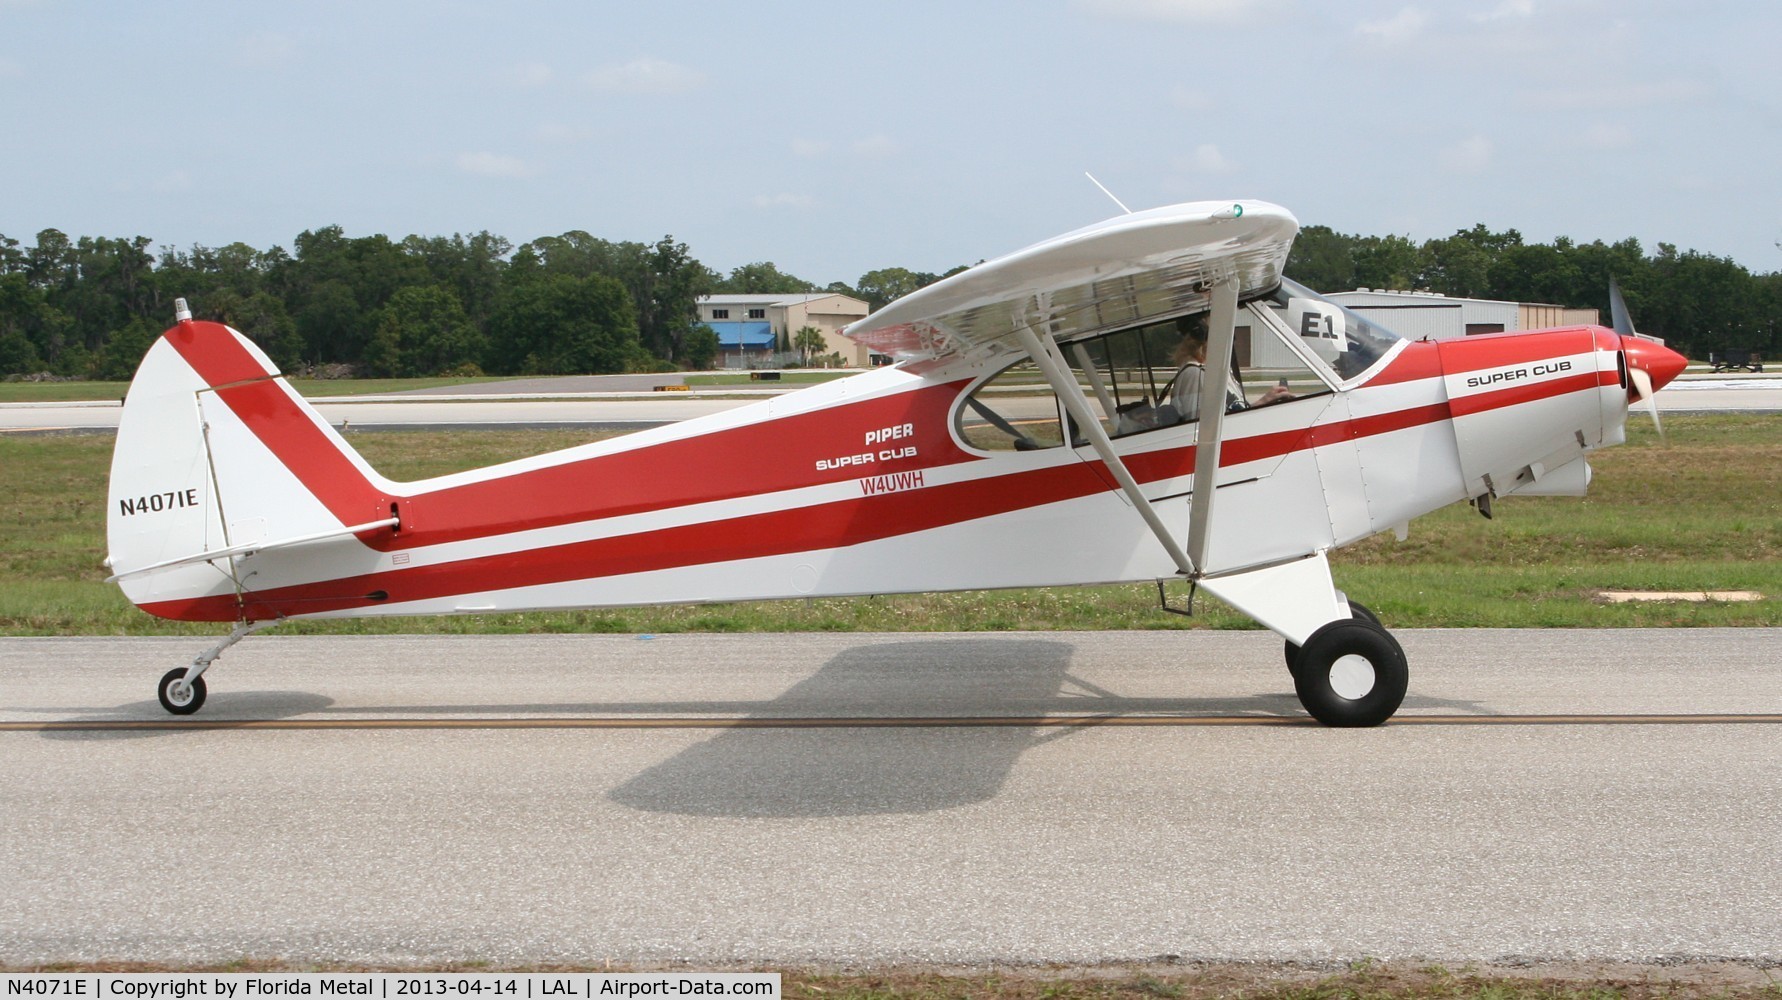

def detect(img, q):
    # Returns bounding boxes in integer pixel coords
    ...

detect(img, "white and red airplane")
[105,200,1686,725]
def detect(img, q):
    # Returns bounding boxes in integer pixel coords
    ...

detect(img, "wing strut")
[1012,318,1198,578]
[1186,278,1238,572]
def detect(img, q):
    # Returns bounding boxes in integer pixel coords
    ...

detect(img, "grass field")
[2,415,1777,636]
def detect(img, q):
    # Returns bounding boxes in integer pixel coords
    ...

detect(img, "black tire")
[1284,600,1382,668]
[1290,619,1408,727]
[157,667,206,715]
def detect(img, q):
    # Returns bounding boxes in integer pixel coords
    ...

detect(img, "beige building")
[698,293,874,367]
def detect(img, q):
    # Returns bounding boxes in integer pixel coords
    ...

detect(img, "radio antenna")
[1084,172,1132,215]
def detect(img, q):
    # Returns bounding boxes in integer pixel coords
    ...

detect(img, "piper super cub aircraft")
[106,199,1687,725]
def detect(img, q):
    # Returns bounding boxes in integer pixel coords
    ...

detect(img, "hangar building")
[697,293,872,368]
[1324,289,1599,341]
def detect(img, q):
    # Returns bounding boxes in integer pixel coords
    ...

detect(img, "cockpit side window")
[957,295,1359,453]
[1264,278,1404,380]
[956,359,1065,451]
[1060,309,1336,438]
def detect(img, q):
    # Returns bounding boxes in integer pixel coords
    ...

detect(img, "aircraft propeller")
[1608,278,1684,440]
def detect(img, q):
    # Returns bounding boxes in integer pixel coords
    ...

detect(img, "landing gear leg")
[156,620,275,715]
[1283,599,1380,668]
[1192,555,1409,726]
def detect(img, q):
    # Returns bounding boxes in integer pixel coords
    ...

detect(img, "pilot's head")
[1173,312,1209,365]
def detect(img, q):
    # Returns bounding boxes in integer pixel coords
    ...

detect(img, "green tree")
[1486,243,1583,306]
[92,317,160,381]
[1284,225,1356,293]
[509,232,715,364]
[1350,234,1421,291]
[296,279,364,363]
[364,286,485,377]
[718,261,813,294]
[792,325,827,366]
[854,267,937,310]
[212,290,305,371]
[400,231,511,333]
[0,273,52,373]
[487,272,640,375]
[1419,224,1521,298]
[681,326,720,370]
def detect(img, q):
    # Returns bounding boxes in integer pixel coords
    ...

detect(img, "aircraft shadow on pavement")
[605,636,1314,819]
[36,691,336,741]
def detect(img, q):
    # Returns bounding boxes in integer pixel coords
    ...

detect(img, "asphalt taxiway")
[3,629,1779,966]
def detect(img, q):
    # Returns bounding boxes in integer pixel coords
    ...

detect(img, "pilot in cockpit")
[1166,313,1293,421]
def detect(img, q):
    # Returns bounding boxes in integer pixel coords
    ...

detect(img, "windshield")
[1258,278,1404,380]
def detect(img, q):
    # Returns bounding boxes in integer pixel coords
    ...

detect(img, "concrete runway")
[3,629,1779,966]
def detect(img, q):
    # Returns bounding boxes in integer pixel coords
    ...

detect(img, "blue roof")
[702,321,776,348]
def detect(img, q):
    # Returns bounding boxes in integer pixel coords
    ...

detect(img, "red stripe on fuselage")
[1362,341,1444,386]
[1435,327,1604,376]
[140,456,1119,621]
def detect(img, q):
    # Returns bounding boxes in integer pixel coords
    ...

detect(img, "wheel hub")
[1327,654,1376,700]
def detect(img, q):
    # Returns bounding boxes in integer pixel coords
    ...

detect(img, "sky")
[2,0,1778,287]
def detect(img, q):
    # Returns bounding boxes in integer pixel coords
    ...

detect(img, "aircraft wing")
[843,200,1298,362]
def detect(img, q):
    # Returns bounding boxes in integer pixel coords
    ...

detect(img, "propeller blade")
[1629,365,1663,440]
[1608,277,1636,336]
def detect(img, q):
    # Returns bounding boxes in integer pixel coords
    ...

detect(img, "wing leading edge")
[843,200,1298,363]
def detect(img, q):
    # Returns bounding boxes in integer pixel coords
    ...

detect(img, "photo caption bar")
[1,975,780,1000]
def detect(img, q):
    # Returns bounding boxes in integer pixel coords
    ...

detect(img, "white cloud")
[229,31,296,70]
[753,193,815,209]
[586,57,705,95]
[1357,7,1427,43]
[791,138,832,157]
[850,134,900,158]
[456,152,537,179]
[1075,0,1265,24]
[505,62,552,88]
[1471,0,1533,21]
[1438,135,1493,174]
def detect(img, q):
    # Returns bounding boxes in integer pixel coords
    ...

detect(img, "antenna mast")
[1084,172,1132,215]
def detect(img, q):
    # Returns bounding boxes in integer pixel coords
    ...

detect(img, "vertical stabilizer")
[106,317,392,621]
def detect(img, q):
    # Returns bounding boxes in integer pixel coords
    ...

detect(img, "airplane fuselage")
[114,320,1631,625]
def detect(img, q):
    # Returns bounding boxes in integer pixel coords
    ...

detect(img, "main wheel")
[157,667,207,715]
[1284,600,1381,668]
[1290,619,1407,727]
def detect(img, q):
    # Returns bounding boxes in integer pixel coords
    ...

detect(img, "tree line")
[1288,224,1780,358]
[1,221,1774,381]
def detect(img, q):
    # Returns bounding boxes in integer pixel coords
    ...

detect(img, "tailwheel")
[157,667,207,715]
[1284,599,1380,668]
[1290,618,1407,727]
